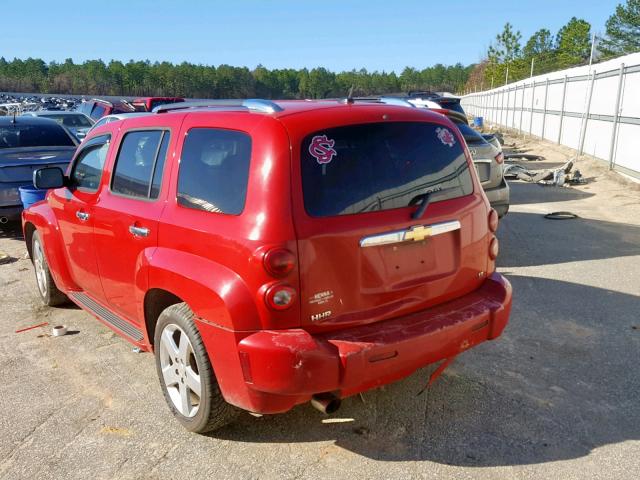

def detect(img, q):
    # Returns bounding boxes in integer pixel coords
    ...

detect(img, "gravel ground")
[0,132,639,479]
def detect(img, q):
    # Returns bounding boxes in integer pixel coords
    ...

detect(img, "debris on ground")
[504,153,545,161]
[52,325,68,337]
[504,159,584,187]
[544,212,579,220]
[15,322,49,333]
[0,250,12,264]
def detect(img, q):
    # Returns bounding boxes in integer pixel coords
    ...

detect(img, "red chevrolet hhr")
[23,99,512,432]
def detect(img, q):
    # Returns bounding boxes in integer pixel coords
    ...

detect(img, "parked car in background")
[0,116,77,223]
[23,99,511,432]
[76,98,135,122]
[22,111,95,141]
[87,112,152,134]
[407,91,467,116]
[131,97,184,112]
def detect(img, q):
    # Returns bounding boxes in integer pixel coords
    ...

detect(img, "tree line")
[0,57,473,99]
[465,0,640,91]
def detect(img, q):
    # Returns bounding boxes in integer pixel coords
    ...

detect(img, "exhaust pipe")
[311,393,341,414]
[0,217,8,224]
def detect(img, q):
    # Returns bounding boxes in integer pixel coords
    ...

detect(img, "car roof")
[151,99,449,122]
[102,112,151,120]
[0,115,63,125]
[26,110,87,116]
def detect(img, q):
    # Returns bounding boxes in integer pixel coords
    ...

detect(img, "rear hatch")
[289,112,489,331]
[0,146,75,181]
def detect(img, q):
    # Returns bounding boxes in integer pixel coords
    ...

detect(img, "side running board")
[69,292,143,342]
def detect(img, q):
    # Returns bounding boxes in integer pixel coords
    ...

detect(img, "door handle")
[76,211,89,221]
[129,225,150,238]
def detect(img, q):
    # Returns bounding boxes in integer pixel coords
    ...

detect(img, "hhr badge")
[311,310,332,322]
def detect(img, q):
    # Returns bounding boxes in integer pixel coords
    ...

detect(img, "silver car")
[87,112,152,133]
[454,122,509,217]
[22,111,94,141]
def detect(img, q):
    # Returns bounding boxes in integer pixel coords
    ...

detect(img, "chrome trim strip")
[359,220,461,247]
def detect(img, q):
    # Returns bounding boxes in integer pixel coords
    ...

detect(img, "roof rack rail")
[335,97,416,108]
[153,99,283,114]
[378,97,416,107]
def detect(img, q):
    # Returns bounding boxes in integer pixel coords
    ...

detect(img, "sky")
[2,0,620,72]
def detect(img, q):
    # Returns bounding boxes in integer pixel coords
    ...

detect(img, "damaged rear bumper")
[200,272,512,414]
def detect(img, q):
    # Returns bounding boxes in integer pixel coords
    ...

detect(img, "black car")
[0,116,77,223]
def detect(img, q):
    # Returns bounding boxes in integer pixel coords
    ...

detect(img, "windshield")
[41,114,93,128]
[301,122,473,217]
[0,123,76,148]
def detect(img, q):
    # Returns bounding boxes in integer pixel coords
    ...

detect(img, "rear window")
[42,114,93,128]
[301,122,473,217]
[436,99,465,116]
[0,123,75,148]
[454,122,486,144]
[177,128,251,215]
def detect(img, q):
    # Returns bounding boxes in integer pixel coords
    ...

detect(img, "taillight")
[489,237,499,259]
[488,209,499,232]
[263,248,295,277]
[265,284,296,310]
[495,152,504,164]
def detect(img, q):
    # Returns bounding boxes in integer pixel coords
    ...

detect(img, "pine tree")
[600,0,640,57]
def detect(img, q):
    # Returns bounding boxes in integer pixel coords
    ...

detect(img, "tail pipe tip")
[0,217,8,224]
[310,393,341,414]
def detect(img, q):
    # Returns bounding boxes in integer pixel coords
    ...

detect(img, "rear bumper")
[0,205,23,222]
[201,273,512,414]
[484,178,510,209]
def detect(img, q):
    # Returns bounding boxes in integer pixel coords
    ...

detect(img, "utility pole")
[505,65,509,86]
[588,33,596,69]
[530,57,535,78]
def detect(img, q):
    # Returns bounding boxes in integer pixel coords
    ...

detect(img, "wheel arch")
[143,288,184,348]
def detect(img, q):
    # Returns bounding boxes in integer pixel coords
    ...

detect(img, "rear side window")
[177,128,251,215]
[90,104,107,120]
[0,123,75,148]
[301,122,473,217]
[112,130,169,199]
[71,135,111,191]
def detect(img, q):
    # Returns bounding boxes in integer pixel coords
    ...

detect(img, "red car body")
[23,100,512,415]
[131,97,185,112]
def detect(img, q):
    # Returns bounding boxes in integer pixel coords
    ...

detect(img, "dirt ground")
[0,131,639,480]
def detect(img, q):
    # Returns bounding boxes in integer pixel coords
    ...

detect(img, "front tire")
[31,231,67,306]
[154,303,238,433]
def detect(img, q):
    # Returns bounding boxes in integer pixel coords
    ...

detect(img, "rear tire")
[31,231,67,306]
[154,303,238,433]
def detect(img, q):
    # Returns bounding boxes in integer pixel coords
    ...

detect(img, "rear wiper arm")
[411,192,431,220]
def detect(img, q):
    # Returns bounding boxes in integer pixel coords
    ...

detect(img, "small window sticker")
[309,135,337,165]
[436,127,456,147]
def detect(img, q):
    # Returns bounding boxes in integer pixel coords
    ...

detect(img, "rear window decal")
[309,135,337,165]
[436,127,456,147]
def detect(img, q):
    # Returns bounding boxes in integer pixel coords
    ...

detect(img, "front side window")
[112,130,169,199]
[177,128,251,215]
[301,122,473,217]
[71,135,111,191]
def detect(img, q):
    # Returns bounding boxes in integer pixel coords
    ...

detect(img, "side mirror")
[33,167,65,190]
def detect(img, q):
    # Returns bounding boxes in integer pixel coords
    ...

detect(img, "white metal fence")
[461,52,640,179]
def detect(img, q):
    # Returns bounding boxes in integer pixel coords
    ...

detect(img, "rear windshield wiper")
[410,191,431,219]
